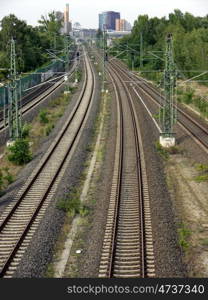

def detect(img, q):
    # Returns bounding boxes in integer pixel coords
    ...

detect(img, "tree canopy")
[0,12,65,80]
[110,10,208,82]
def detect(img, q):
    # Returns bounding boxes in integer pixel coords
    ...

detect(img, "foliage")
[194,163,208,182]
[21,122,32,138]
[39,109,49,124]
[57,193,81,216]
[0,12,65,80]
[110,10,208,84]
[7,138,32,165]
[0,167,14,192]
[44,122,54,136]
[178,223,191,251]
[2,167,14,184]
[155,141,169,160]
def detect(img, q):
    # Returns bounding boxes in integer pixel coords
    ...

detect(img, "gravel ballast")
[0,53,101,277]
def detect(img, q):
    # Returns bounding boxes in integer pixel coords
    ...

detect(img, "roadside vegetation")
[178,223,191,251]
[155,141,181,160]
[0,12,66,81]
[108,10,208,84]
[177,87,208,119]
[194,164,208,182]
[0,89,76,195]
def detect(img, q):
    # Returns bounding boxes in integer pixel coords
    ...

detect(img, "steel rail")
[0,53,77,131]
[111,60,208,151]
[0,50,95,278]
[98,54,155,278]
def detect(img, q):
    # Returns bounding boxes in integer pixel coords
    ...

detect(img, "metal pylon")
[64,35,70,92]
[8,38,21,140]
[161,33,177,137]
[102,24,107,92]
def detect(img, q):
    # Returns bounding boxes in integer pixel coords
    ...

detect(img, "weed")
[39,109,49,124]
[178,223,191,251]
[79,205,90,217]
[155,141,169,160]
[45,122,55,136]
[201,239,208,246]
[3,167,14,184]
[194,174,208,182]
[57,190,81,216]
[195,164,208,172]
[194,163,208,182]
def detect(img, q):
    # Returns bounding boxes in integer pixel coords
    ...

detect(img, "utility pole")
[140,32,143,69]
[159,33,176,147]
[7,38,22,141]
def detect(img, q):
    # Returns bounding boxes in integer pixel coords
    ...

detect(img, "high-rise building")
[64,3,72,35]
[115,19,132,31]
[99,11,120,31]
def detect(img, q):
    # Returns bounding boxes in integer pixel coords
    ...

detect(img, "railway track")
[0,50,95,278]
[98,56,155,278]
[0,54,77,132]
[111,59,208,152]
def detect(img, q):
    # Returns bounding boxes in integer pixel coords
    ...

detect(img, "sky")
[0,0,208,28]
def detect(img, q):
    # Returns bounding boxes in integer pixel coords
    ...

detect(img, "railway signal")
[159,33,177,147]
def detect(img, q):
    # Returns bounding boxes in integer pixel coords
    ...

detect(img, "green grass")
[200,238,208,246]
[194,174,208,182]
[194,163,208,182]
[201,239,208,246]
[195,164,208,172]
[44,122,55,136]
[178,223,191,251]
[155,141,169,160]
[38,109,49,124]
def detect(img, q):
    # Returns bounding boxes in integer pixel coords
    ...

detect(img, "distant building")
[73,22,81,30]
[99,11,120,30]
[64,3,72,35]
[115,19,132,31]
[73,28,97,40]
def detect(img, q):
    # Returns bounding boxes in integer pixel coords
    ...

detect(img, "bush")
[39,110,49,124]
[7,139,32,165]
[21,122,31,138]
